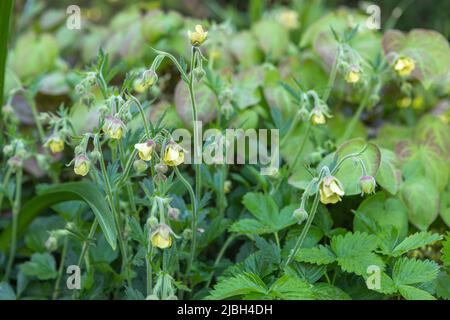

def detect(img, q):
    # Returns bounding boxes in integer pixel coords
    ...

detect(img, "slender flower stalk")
[53,236,68,300]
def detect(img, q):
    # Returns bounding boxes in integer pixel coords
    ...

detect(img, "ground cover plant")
[0,0,450,300]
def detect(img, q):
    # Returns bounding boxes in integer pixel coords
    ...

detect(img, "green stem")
[288,122,312,176]
[3,168,23,282]
[281,111,302,146]
[128,95,151,139]
[339,87,371,143]
[0,0,13,107]
[174,167,197,273]
[146,243,153,296]
[284,191,320,268]
[94,135,132,288]
[205,234,237,288]
[53,236,69,300]
[322,46,341,103]
[0,167,12,211]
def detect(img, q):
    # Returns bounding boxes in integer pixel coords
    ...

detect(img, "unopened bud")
[147,216,159,229]
[293,207,308,224]
[134,159,148,173]
[359,175,376,195]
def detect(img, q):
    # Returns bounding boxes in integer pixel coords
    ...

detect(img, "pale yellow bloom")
[345,68,361,84]
[412,96,424,110]
[311,108,326,125]
[163,143,184,166]
[319,176,345,204]
[103,116,125,140]
[188,24,208,46]
[394,56,415,77]
[277,10,299,30]
[151,225,173,249]
[134,140,155,161]
[74,155,90,176]
[46,136,64,154]
[397,97,412,108]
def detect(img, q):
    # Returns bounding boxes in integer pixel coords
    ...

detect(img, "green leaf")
[0,282,16,300]
[268,274,315,300]
[230,193,296,234]
[20,253,58,280]
[382,29,450,88]
[331,139,381,196]
[206,272,267,300]
[252,20,289,60]
[398,285,436,300]
[399,176,439,230]
[441,233,450,267]
[392,257,440,286]
[312,283,351,300]
[415,115,450,159]
[436,271,450,300]
[392,232,442,257]
[376,149,400,195]
[295,245,336,265]
[0,0,13,106]
[331,232,384,276]
[0,182,117,252]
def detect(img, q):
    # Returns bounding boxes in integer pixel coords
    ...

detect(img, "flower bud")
[193,67,205,81]
[182,228,192,240]
[168,207,180,220]
[3,144,14,156]
[74,155,90,176]
[359,175,376,195]
[345,67,361,84]
[394,56,415,77]
[133,159,148,173]
[147,216,159,229]
[163,142,184,167]
[8,156,23,171]
[89,150,102,164]
[188,24,208,47]
[293,207,308,224]
[45,235,58,252]
[134,140,155,161]
[224,180,232,194]
[155,163,168,175]
[151,224,173,249]
[45,135,65,154]
[103,116,126,140]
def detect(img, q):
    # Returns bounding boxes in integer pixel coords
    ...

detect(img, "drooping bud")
[45,135,65,154]
[359,175,376,195]
[345,67,361,84]
[74,155,90,176]
[193,67,205,81]
[147,216,159,229]
[168,207,180,220]
[150,224,173,249]
[293,207,308,224]
[7,156,23,171]
[155,163,168,175]
[134,140,155,161]
[133,159,148,173]
[45,235,58,252]
[103,115,126,140]
[311,108,326,125]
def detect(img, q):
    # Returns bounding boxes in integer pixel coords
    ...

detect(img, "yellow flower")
[224,180,232,194]
[311,108,326,125]
[394,56,415,77]
[345,68,361,84]
[163,143,184,167]
[103,116,125,140]
[188,24,208,46]
[412,96,424,110]
[134,140,155,161]
[133,79,147,93]
[46,136,64,154]
[151,225,173,249]
[397,96,412,108]
[277,10,299,30]
[319,176,345,204]
[74,155,90,176]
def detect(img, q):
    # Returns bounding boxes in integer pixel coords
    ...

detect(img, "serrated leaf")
[268,274,314,300]
[392,257,440,286]
[392,232,442,257]
[331,232,384,276]
[206,272,267,300]
[398,285,436,300]
[312,283,351,300]
[441,233,450,266]
[295,245,336,265]
[20,253,58,280]
[436,271,450,300]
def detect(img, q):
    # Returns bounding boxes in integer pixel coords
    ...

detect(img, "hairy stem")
[53,236,69,300]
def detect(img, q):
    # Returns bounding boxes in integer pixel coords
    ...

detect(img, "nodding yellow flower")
[397,96,412,108]
[134,70,158,93]
[151,224,173,249]
[188,24,208,47]
[224,180,232,194]
[103,116,125,140]
[163,143,185,167]
[394,56,415,77]
[311,108,326,125]
[345,68,361,84]
[46,135,64,154]
[277,10,300,30]
[359,175,376,195]
[134,140,155,161]
[74,155,90,177]
[133,79,147,93]
[319,176,345,204]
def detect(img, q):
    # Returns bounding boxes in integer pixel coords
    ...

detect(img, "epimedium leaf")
[399,176,439,231]
[382,29,450,88]
[330,138,381,196]
[0,181,117,252]
[375,148,400,195]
